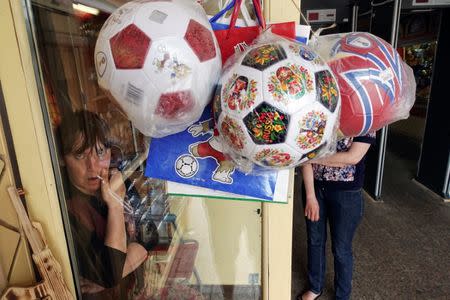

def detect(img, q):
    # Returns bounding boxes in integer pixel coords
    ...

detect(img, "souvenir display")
[215,33,340,170]
[95,0,221,137]
[312,32,416,136]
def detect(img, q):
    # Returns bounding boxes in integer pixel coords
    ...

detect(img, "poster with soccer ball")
[145,105,283,202]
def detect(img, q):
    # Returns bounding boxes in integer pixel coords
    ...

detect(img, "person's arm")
[122,242,148,277]
[100,168,127,252]
[72,219,147,290]
[301,163,320,221]
[314,142,371,167]
[100,168,147,277]
[77,242,147,293]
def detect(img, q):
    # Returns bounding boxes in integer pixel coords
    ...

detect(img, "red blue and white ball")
[314,32,415,136]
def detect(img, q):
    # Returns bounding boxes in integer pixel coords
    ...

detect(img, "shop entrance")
[384,8,440,198]
[358,0,450,201]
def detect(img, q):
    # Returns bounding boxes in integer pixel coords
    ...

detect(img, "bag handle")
[210,0,256,26]
[210,0,266,30]
[229,0,265,30]
[238,0,257,26]
[251,0,265,29]
[228,0,243,31]
[209,0,236,24]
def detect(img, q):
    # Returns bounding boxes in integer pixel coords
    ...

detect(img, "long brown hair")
[59,110,111,156]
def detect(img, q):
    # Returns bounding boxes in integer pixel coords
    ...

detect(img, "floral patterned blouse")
[312,131,376,190]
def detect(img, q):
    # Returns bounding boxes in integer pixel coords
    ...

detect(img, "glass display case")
[14,0,265,299]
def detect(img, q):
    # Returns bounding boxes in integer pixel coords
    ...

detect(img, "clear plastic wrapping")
[213,31,340,171]
[311,32,417,137]
[94,0,222,138]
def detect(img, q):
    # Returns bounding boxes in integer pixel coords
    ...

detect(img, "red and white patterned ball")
[95,0,221,137]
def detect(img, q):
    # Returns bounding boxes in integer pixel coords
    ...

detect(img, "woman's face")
[64,135,111,195]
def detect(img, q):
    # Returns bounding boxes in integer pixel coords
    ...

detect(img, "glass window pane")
[28,1,262,299]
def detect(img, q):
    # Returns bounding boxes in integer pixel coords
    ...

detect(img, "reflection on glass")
[29,0,262,299]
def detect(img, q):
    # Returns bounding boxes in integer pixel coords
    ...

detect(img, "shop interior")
[385,8,439,195]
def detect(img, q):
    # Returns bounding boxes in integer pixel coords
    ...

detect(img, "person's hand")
[100,168,125,210]
[305,196,320,222]
[188,123,206,137]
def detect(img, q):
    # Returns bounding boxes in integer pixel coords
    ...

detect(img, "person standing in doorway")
[299,131,376,300]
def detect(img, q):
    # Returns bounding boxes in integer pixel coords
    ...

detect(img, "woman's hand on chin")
[100,168,126,210]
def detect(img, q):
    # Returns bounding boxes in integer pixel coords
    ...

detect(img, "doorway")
[384,9,440,195]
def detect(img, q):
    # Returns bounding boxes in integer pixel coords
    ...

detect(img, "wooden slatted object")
[1,187,73,300]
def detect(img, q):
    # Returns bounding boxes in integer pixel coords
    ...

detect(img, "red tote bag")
[212,0,296,64]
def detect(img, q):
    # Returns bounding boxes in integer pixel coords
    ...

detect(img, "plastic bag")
[311,32,416,137]
[94,0,222,138]
[214,31,340,172]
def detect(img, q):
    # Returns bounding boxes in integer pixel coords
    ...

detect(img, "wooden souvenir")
[1,187,73,300]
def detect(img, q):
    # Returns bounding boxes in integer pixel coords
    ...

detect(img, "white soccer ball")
[214,39,341,169]
[95,0,221,137]
[175,154,199,178]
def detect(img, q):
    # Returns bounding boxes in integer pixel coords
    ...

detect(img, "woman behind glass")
[59,110,147,299]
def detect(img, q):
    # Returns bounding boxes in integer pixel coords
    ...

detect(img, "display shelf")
[140,207,201,298]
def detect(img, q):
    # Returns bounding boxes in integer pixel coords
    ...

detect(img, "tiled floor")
[291,138,450,299]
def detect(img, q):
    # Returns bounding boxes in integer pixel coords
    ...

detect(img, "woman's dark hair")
[59,110,111,156]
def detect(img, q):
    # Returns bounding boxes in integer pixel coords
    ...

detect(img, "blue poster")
[145,106,278,200]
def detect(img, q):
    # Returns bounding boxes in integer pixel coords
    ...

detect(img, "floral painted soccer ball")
[95,0,221,137]
[214,39,341,169]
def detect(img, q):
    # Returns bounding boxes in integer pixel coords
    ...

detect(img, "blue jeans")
[303,186,364,300]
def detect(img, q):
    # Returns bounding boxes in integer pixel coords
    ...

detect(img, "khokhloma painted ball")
[213,38,341,169]
[95,0,221,137]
